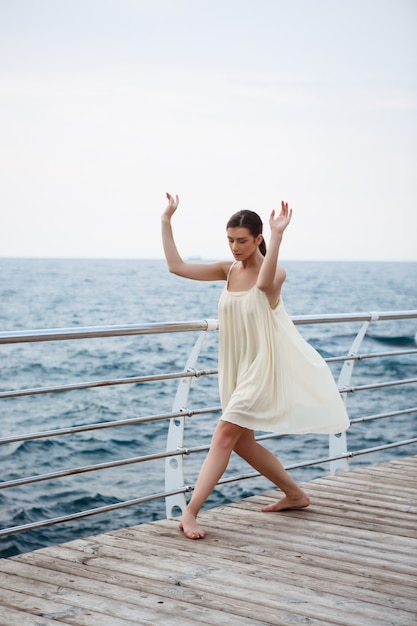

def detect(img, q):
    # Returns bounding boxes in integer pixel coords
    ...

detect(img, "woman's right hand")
[162,192,179,220]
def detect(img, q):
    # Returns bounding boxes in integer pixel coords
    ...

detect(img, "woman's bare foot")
[261,491,310,513]
[179,510,205,540]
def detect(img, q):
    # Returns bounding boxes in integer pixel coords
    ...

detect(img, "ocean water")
[0,258,416,558]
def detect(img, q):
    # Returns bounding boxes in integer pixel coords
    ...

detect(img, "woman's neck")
[239,250,264,270]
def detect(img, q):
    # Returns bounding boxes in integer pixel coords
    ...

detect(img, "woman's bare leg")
[180,420,244,539]
[233,430,310,511]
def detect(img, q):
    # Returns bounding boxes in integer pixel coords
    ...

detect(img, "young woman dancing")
[161,193,349,539]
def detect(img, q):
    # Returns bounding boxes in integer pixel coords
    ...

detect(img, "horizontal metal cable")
[0,487,188,537]
[1,437,416,538]
[0,432,320,490]
[291,310,417,325]
[2,398,414,449]
[326,348,417,363]
[342,377,417,393]
[6,416,405,492]
[1,310,416,345]
[345,437,417,458]
[0,447,192,490]
[349,406,417,424]
[2,366,414,407]
[179,408,417,454]
[0,368,217,400]
[0,319,219,345]
[2,348,414,401]
[0,405,222,446]
[216,437,417,487]
[1,401,415,496]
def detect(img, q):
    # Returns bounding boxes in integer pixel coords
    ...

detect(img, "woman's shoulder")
[215,260,234,280]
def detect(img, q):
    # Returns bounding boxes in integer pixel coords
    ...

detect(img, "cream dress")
[218,269,350,435]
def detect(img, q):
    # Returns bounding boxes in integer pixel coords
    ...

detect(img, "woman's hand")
[269,201,293,235]
[162,192,179,220]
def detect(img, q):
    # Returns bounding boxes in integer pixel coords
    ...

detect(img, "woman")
[161,192,349,539]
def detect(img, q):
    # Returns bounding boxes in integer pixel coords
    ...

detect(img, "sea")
[1,258,416,558]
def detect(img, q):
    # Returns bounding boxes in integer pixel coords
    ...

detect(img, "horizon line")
[0,256,416,264]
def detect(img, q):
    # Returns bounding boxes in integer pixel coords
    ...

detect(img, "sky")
[0,0,416,261]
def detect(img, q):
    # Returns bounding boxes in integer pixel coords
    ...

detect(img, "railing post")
[164,328,210,519]
[329,316,377,475]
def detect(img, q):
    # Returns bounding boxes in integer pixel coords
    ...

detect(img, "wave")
[366,333,417,347]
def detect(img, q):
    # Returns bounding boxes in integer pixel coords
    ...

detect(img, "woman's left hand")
[269,201,293,234]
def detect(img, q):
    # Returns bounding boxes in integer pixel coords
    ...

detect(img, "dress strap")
[226,261,237,287]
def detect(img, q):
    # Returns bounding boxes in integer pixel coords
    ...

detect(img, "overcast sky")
[1,0,416,261]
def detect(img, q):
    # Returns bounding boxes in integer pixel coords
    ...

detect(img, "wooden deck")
[0,456,416,626]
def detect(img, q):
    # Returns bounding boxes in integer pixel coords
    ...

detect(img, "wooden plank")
[26,544,412,626]
[40,530,416,611]
[0,585,137,626]
[248,497,417,537]
[304,479,417,510]
[101,520,417,566]
[0,561,248,626]
[193,524,417,596]
[321,470,417,493]
[0,558,334,626]
[252,498,417,533]
[0,605,64,626]
[317,472,415,498]
[386,458,417,470]
[231,494,416,545]
[37,532,414,601]
[71,525,416,626]
[240,489,417,527]
[0,601,66,626]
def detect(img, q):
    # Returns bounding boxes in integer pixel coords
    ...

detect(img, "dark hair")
[226,210,266,256]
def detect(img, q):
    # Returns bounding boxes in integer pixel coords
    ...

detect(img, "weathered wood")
[0,602,64,626]
[0,456,416,625]
[30,530,416,611]
[0,585,138,626]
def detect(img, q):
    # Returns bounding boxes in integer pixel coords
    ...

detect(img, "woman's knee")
[212,420,242,450]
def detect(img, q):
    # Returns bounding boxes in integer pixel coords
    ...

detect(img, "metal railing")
[0,310,416,539]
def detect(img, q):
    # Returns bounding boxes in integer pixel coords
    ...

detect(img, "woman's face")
[227,227,262,260]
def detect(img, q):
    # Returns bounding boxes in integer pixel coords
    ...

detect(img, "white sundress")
[218,273,350,435]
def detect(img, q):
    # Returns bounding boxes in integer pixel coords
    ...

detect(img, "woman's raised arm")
[161,193,230,281]
[256,201,292,306]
